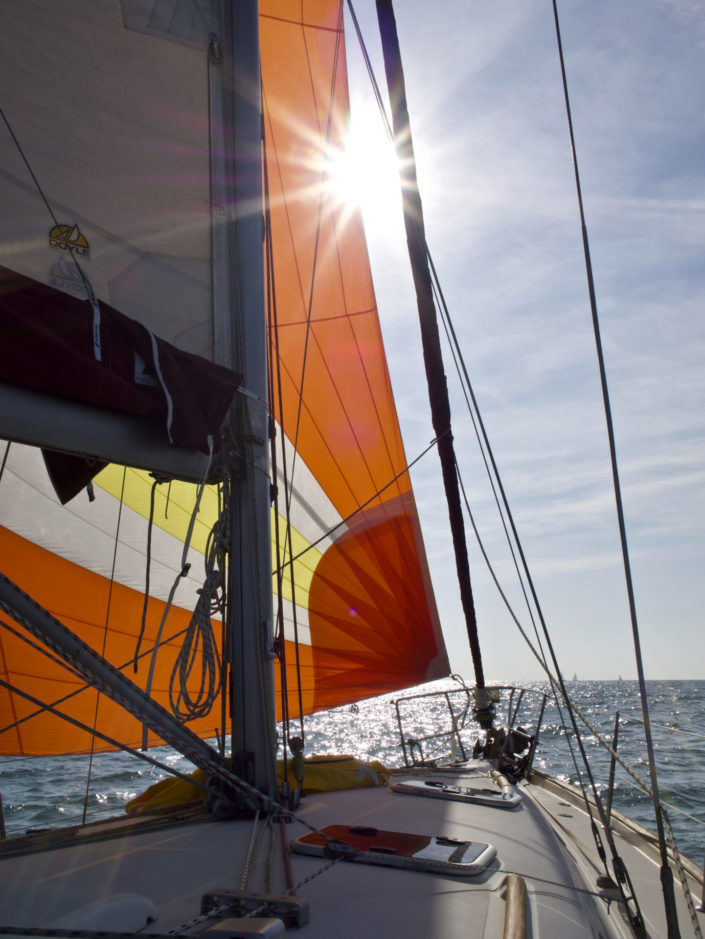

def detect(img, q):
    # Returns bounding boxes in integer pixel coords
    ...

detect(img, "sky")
[342,0,705,681]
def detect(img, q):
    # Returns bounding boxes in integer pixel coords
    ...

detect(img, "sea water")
[1,678,703,868]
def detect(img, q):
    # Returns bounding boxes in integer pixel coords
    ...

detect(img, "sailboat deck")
[4,761,698,937]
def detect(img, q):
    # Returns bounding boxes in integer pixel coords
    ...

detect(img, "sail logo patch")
[49,257,86,295]
[49,223,90,258]
[134,352,160,388]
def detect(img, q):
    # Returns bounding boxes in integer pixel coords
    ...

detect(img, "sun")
[324,105,403,237]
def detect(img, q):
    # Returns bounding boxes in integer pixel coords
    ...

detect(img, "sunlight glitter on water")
[1,679,703,863]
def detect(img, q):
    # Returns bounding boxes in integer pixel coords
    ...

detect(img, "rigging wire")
[346,5,574,768]
[133,476,160,671]
[267,1,430,767]
[283,0,346,527]
[376,0,485,696]
[275,5,411,632]
[433,274,550,674]
[345,5,569,733]
[346,0,393,143]
[342,12,673,910]
[0,442,11,484]
[429,265,585,776]
[0,105,103,323]
[433,269,598,837]
[261,98,305,754]
[550,1,678,933]
[238,809,262,890]
[0,616,191,739]
[347,2,652,926]
[264,0,451,766]
[605,751,705,833]
[272,432,444,576]
[359,0,657,925]
[636,720,705,741]
[563,695,705,843]
[0,107,59,226]
[82,466,127,824]
[0,673,209,794]
[344,0,590,786]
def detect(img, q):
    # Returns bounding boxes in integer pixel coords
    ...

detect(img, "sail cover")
[0,0,448,757]
[0,267,241,463]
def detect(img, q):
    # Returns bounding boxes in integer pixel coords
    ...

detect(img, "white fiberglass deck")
[0,763,701,937]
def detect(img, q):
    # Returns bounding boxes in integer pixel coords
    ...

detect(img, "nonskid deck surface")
[0,764,700,937]
[526,770,705,939]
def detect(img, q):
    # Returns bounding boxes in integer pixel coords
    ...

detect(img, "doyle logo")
[49,223,90,258]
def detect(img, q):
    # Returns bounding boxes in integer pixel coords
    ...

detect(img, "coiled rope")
[168,501,228,722]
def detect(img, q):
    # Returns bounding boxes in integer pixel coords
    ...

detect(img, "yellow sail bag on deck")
[127,755,390,815]
[278,754,390,793]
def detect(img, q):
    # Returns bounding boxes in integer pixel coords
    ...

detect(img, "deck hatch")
[290,824,496,876]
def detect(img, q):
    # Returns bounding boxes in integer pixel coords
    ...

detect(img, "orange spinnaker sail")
[0,0,448,756]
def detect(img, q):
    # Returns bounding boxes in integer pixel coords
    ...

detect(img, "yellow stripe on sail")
[95,465,216,557]
[96,465,323,607]
[273,514,322,608]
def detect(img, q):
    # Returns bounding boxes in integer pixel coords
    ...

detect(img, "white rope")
[147,328,173,444]
[168,506,226,721]
[141,439,216,708]
[168,440,225,722]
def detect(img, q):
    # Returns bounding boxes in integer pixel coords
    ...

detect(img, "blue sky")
[343,0,705,680]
